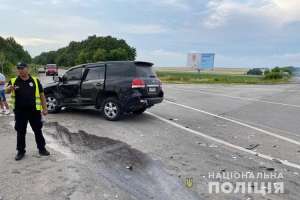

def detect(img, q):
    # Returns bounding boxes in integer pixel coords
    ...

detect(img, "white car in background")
[38,68,45,73]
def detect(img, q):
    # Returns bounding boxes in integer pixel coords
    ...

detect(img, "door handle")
[96,83,102,86]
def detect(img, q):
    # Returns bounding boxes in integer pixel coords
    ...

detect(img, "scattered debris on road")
[126,165,133,170]
[273,158,282,164]
[266,166,275,171]
[245,144,259,150]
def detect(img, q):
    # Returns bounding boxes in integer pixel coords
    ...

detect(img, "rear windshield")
[136,64,157,77]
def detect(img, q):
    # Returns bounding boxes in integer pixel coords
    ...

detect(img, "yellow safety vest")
[10,76,42,110]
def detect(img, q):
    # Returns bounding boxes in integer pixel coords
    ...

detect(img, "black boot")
[39,149,50,156]
[15,152,25,161]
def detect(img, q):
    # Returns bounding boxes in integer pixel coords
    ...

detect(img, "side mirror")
[53,76,62,82]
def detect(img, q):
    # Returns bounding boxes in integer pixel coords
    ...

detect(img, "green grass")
[155,71,291,84]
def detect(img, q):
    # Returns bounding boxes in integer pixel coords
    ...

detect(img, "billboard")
[187,53,215,70]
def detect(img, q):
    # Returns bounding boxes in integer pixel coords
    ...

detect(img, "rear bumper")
[46,72,58,76]
[144,97,163,105]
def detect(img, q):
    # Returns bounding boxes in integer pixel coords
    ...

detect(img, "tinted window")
[85,67,100,80]
[106,63,123,79]
[123,63,135,77]
[99,67,104,79]
[64,68,82,81]
[136,65,157,77]
[46,65,57,69]
[106,63,135,78]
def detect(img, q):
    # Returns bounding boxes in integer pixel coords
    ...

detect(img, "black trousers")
[14,109,46,153]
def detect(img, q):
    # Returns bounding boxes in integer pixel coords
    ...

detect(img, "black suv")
[43,61,164,121]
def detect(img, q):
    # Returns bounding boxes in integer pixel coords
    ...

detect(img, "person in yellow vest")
[5,62,50,161]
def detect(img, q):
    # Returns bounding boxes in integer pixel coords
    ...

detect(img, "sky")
[0,0,300,68]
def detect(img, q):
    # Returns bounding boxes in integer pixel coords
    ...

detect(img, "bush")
[272,66,291,75]
[265,72,282,79]
[264,69,270,75]
[247,68,263,75]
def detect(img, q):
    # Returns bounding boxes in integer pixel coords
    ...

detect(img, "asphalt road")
[1,70,300,200]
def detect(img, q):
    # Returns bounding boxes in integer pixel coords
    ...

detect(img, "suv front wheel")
[45,94,62,113]
[101,97,122,121]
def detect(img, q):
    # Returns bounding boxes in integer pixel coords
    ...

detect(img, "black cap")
[16,62,28,68]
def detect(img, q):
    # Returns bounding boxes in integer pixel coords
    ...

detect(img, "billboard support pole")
[198,69,201,79]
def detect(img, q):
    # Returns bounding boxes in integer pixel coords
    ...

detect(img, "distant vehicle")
[46,64,58,76]
[38,68,45,73]
[43,61,164,121]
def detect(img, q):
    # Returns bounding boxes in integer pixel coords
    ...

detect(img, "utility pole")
[198,69,201,79]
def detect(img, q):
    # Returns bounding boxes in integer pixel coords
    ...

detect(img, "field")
[154,67,250,75]
[154,67,289,84]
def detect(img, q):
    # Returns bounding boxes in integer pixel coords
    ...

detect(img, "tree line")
[246,66,300,79]
[0,36,31,74]
[32,35,137,67]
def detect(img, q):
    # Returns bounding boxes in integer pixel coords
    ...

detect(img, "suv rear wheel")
[101,97,122,121]
[45,94,62,113]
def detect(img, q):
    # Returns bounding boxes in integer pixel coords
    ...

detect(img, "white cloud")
[51,0,62,4]
[115,0,190,10]
[0,5,13,11]
[216,52,300,68]
[159,0,190,10]
[118,24,171,34]
[203,10,229,28]
[271,52,300,63]
[204,0,300,29]
[257,0,300,26]
[14,37,56,46]
[32,1,44,4]
[136,49,186,67]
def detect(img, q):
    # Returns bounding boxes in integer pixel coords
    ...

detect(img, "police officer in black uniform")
[5,62,50,161]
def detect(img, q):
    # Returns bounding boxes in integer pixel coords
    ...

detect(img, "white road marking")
[165,87,300,108]
[146,111,300,170]
[163,100,300,146]
[223,116,300,137]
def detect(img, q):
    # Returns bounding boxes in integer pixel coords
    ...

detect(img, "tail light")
[159,80,162,88]
[132,78,145,88]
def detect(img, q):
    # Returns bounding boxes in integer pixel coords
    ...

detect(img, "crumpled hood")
[43,81,58,89]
